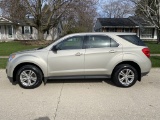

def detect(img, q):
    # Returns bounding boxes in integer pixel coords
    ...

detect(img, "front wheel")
[112,64,138,87]
[16,65,43,89]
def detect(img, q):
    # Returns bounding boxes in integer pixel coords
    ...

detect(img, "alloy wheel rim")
[118,69,135,86]
[20,70,37,87]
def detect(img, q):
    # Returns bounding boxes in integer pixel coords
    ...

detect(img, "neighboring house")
[94,17,157,40]
[0,16,63,41]
[129,16,157,40]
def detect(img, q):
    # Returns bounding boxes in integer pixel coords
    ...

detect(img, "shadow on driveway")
[47,78,115,86]
[34,116,50,120]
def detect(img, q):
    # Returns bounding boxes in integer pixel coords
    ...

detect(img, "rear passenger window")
[111,39,119,47]
[118,35,146,46]
[86,35,119,48]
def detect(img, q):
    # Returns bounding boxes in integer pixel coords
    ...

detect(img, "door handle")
[75,52,82,56]
[109,50,116,53]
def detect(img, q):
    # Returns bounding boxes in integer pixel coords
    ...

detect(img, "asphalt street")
[0,68,160,120]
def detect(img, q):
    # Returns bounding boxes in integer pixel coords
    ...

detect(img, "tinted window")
[118,35,145,46]
[56,36,83,50]
[86,35,119,48]
[111,39,119,47]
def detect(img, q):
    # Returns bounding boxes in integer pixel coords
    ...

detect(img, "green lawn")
[0,58,7,69]
[144,41,160,54]
[0,41,159,56]
[0,41,159,68]
[0,41,44,56]
[150,56,160,67]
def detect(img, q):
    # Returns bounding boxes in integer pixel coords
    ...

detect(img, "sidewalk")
[151,54,160,56]
[0,56,8,58]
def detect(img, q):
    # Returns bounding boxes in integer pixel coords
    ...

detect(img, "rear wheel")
[16,65,43,89]
[112,64,138,87]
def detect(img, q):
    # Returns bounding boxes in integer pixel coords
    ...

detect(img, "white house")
[0,16,63,41]
[94,16,157,41]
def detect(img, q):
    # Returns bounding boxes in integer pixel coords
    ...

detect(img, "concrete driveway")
[0,69,160,120]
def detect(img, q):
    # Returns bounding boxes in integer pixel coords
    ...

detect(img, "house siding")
[0,16,63,41]
[15,26,55,40]
[94,20,102,32]
[94,17,158,41]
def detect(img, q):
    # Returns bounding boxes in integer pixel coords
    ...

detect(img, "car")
[6,32,151,89]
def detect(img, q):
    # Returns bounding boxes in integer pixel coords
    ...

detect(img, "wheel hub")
[118,69,135,86]
[20,70,37,87]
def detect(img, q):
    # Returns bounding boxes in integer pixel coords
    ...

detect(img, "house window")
[123,28,133,32]
[109,28,116,32]
[22,26,33,34]
[47,30,49,35]
[8,25,13,38]
[24,26,30,34]
[58,27,61,34]
[141,28,153,38]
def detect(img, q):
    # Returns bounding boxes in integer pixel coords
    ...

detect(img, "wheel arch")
[13,62,44,83]
[112,61,141,81]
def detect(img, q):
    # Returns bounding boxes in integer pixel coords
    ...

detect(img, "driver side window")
[56,36,84,50]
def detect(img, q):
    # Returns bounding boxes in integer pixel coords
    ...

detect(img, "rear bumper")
[141,72,149,77]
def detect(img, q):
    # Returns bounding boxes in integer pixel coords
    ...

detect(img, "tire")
[16,65,43,89]
[112,64,138,87]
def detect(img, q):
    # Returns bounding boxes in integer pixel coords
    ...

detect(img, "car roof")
[67,32,136,36]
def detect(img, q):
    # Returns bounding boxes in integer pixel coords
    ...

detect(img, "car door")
[47,35,85,77]
[84,35,123,75]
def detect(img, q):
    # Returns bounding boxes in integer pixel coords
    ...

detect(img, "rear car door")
[84,35,123,75]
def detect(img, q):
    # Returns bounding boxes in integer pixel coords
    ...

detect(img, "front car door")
[84,35,123,76]
[48,35,85,77]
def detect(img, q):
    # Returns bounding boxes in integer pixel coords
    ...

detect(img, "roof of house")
[129,16,154,27]
[0,16,14,24]
[97,18,138,27]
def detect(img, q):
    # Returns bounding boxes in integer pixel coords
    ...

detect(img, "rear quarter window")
[118,35,146,46]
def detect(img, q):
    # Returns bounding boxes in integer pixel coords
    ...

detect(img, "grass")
[0,57,160,69]
[0,41,159,68]
[0,41,159,56]
[150,56,160,67]
[0,41,44,56]
[0,58,8,69]
[144,41,160,54]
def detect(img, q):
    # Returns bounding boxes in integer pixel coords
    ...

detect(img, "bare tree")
[102,0,134,18]
[132,0,160,43]
[0,0,72,40]
[62,0,98,35]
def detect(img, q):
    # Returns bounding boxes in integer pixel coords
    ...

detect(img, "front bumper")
[7,76,17,85]
[6,69,17,85]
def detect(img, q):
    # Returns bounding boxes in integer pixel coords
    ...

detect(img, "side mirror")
[52,46,58,53]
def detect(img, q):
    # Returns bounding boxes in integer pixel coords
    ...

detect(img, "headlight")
[8,54,16,62]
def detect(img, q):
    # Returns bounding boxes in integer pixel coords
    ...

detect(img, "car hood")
[13,47,45,55]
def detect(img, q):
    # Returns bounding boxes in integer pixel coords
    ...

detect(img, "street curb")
[0,56,8,58]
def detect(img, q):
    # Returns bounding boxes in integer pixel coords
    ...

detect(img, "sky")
[97,0,111,17]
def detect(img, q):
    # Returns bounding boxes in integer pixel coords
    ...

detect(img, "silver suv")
[6,33,151,89]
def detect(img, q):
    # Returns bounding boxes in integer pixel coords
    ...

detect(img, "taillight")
[142,48,150,58]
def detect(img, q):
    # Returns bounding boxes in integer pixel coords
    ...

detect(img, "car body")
[6,32,151,89]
